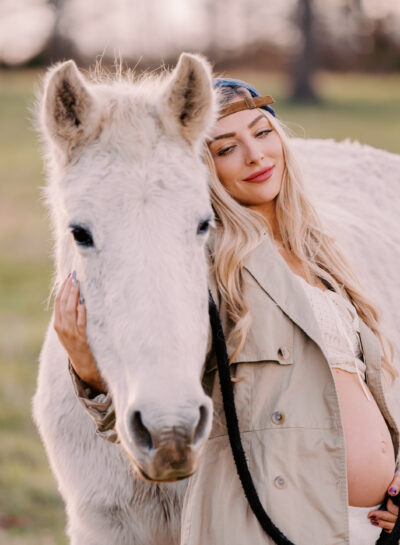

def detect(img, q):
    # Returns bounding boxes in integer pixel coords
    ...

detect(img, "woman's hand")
[368,472,400,532]
[54,272,107,394]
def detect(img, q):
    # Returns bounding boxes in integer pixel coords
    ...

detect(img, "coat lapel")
[243,235,327,357]
[358,319,381,378]
[243,234,383,378]
[243,235,400,459]
[358,319,400,459]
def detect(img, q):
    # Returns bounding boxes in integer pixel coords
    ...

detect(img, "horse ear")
[42,60,100,157]
[160,53,217,148]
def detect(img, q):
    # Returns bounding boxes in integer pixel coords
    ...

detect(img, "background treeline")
[1,0,400,102]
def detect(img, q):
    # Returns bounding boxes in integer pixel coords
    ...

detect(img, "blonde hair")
[205,86,397,386]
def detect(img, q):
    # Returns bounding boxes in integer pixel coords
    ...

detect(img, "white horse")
[33,52,218,545]
[294,137,400,367]
[33,51,400,545]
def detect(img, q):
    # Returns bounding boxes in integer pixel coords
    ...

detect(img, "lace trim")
[297,276,371,401]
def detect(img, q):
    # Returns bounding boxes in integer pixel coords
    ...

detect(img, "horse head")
[40,53,217,482]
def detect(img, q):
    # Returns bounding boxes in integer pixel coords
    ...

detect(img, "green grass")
[0,68,66,544]
[0,67,398,544]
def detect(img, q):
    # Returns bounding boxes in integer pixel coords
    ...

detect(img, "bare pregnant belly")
[333,368,396,507]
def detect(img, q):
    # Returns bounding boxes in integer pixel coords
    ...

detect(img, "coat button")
[274,475,287,489]
[271,411,285,425]
[278,346,290,360]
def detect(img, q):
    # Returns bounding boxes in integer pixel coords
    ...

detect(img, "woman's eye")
[217,145,235,157]
[256,129,273,138]
[70,225,94,248]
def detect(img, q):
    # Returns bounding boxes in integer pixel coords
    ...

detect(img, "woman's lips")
[243,166,274,183]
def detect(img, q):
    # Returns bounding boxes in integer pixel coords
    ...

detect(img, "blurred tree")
[312,0,400,72]
[290,0,319,102]
[39,0,77,64]
[2,0,399,70]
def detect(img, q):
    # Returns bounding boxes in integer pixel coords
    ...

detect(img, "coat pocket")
[229,308,295,366]
[205,291,295,373]
[204,300,296,439]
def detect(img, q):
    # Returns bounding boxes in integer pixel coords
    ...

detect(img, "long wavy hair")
[204,85,397,385]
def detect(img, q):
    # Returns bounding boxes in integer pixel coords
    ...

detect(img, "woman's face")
[208,105,285,209]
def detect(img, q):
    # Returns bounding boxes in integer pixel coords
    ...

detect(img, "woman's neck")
[249,200,282,243]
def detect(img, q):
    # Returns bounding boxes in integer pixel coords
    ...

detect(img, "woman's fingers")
[369,472,400,534]
[52,272,100,388]
[368,508,397,533]
[54,273,71,331]
[54,271,84,343]
[386,497,399,516]
[373,518,395,533]
[77,297,87,334]
[66,274,80,324]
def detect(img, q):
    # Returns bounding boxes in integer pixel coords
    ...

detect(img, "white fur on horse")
[294,138,400,362]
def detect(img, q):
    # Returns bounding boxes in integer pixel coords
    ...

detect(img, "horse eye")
[197,218,211,236]
[70,225,94,247]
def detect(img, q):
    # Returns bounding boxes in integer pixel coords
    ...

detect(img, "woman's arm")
[54,273,118,443]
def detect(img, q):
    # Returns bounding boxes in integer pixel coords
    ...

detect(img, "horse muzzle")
[121,398,213,482]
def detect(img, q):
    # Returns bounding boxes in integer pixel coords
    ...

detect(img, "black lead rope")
[208,290,400,545]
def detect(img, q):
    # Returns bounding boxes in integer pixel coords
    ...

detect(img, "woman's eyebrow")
[248,114,265,128]
[210,131,236,142]
[210,114,267,143]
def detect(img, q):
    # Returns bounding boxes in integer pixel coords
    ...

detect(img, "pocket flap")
[205,299,295,373]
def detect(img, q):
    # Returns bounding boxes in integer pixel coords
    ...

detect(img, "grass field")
[0,67,399,544]
[0,69,65,545]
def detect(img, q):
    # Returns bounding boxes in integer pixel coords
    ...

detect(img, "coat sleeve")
[68,361,119,444]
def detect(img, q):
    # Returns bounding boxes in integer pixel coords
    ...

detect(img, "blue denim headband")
[213,77,276,117]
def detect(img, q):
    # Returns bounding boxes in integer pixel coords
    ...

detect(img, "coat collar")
[243,234,382,376]
[243,234,327,356]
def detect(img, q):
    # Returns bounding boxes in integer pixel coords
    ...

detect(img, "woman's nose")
[244,143,264,165]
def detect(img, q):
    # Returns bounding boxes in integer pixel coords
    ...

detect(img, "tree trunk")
[291,0,319,103]
[38,0,77,65]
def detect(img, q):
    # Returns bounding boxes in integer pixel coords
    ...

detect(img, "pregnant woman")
[54,76,400,544]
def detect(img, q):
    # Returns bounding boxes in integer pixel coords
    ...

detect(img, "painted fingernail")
[73,278,78,287]
[79,296,85,304]
[67,272,71,278]
[369,515,376,520]
[371,520,379,526]
[390,487,397,494]
[72,271,77,278]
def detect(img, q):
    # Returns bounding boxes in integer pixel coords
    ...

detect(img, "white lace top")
[296,275,371,401]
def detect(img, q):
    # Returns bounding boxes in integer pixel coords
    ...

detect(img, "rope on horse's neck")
[207,290,400,545]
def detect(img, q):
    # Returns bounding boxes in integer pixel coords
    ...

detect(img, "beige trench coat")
[180,233,400,545]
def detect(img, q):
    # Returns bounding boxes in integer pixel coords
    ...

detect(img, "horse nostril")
[193,405,209,445]
[130,411,153,451]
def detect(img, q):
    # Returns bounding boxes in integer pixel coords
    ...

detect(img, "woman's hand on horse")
[54,273,107,394]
